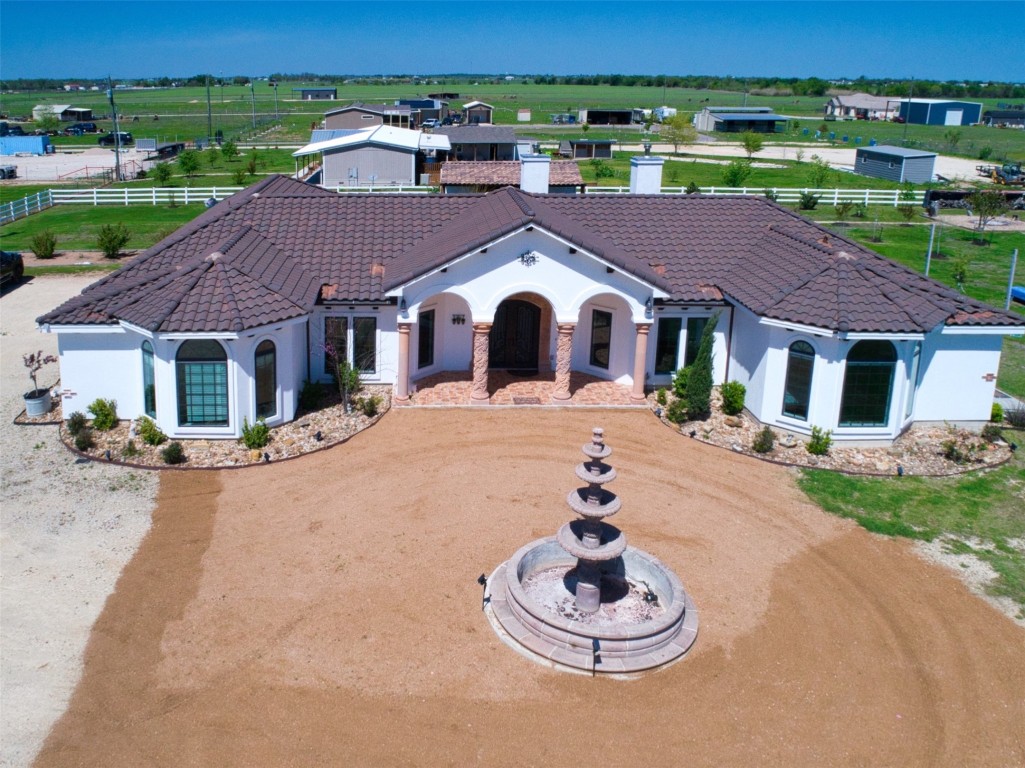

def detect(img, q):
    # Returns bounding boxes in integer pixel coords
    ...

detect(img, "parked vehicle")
[98,131,133,146]
[1,251,25,285]
[0,165,17,179]
[421,118,440,129]
[66,122,97,135]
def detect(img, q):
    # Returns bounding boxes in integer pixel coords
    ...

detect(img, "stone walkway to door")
[410,371,637,406]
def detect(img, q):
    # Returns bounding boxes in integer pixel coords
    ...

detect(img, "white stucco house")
[38,156,1024,444]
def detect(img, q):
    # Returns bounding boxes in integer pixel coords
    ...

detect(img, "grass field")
[798,428,1025,618]
[0,204,205,251]
[4,82,1022,160]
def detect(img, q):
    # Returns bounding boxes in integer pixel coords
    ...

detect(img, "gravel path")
[0,275,158,768]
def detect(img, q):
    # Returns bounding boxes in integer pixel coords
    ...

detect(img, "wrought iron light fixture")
[519,250,539,267]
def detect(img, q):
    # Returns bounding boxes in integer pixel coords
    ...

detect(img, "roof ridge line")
[214,262,245,333]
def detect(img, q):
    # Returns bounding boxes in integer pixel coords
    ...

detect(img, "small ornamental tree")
[97,223,131,259]
[23,350,57,397]
[220,140,239,161]
[684,313,719,420]
[897,182,917,225]
[34,106,60,135]
[806,155,833,187]
[967,188,1010,244]
[739,131,764,159]
[150,162,172,186]
[177,149,201,177]
[721,159,753,187]
[660,113,698,154]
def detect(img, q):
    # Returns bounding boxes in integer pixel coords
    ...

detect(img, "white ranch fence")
[587,186,926,206]
[1,185,925,225]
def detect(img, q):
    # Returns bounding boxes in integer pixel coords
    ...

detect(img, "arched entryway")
[489,296,549,372]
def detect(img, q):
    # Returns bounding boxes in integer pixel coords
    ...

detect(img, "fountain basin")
[487,537,699,674]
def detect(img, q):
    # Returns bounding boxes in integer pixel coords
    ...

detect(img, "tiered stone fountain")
[486,428,698,674]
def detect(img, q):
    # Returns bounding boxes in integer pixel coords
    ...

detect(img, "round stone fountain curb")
[485,540,699,675]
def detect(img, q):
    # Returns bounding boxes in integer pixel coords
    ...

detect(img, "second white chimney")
[520,154,551,194]
[629,156,664,194]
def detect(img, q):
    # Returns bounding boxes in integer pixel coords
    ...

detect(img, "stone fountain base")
[485,537,699,675]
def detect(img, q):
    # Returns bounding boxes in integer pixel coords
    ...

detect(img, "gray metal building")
[853,145,936,184]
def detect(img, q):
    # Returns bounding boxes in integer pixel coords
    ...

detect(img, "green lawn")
[797,430,1025,618]
[0,204,205,251]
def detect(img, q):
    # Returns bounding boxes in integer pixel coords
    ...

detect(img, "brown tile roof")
[38,176,1024,335]
[440,161,584,187]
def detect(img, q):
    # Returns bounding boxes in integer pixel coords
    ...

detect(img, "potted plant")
[23,350,57,417]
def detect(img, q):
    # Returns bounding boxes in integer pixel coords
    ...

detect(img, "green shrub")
[97,223,131,259]
[665,397,688,424]
[752,426,775,454]
[656,387,667,405]
[851,202,868,219]
[298,380,326,412]
[941,437,979,464]
[685,181,700,195]
[335,359,363,411]
[980,424,1003,444]
[122,440,140,458]
[720,380,746,416]
[30,230,58,259]
[797,192,820,210]
[231,167,248,185]
[88,398,118,431]
[137,416,167,446]
[1005,406,1025,429]
[684,314,719,420]
[762,189,778,202]
[589,159,616,179]
[806,425,832,456]
[991,402,1004,423]
[358,394,382,418]
[240,418,271,449]
[66,411,87,436]
[74,428,95,451]
[161,441,186,465]
[978,146,993,160]
[672,366,690,399]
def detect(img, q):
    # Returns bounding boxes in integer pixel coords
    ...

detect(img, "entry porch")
[409,370,639,407]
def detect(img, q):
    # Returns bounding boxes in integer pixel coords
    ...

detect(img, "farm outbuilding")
[693,106,779,133]
[558,139,616,159]
[982,109,1025,128]
[854,145,936,184]
[462,101,494,125]
[293,88,337,100]
[577,109,633,126]
[32,105,93,122]
[896,99,982,126]
[324,103,412,130]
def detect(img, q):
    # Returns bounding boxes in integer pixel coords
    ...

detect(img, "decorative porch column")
[470,323,492,405]
[551,323,576,403]
[630,323,652,403]
[394,323,412,406]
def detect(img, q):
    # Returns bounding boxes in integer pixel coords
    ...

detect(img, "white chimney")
[520,154,551,194]
[629,156,664,194]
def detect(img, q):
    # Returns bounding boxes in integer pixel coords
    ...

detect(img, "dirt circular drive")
[36,409,1025,766]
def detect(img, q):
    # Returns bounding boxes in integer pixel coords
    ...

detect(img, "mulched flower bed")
[49,386,392,470]
[649,388,1012,477]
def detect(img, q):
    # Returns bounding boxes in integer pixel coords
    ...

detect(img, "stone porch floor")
[409,370,639,406]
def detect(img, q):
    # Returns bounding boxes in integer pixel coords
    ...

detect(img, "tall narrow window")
[354,317,377,373]
[176,340,228,427]
[589,309,612,369]
[418,309,435,369]
[904,342,921,420]
[141,341,156,419]
[839,340,897,427]
[654,317,682,375]
[684,317,709,367]
[255,340,276,420]
[324,317,348,374]
[782,341,815,420]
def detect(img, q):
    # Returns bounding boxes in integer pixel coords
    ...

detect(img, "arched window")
[176,340,228,427]
[141,341,156,419]
[839,340,897,427]
[782,341,815,420]
[255,340,276,420]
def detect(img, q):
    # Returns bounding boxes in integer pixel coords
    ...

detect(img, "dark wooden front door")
[490,300,540,369]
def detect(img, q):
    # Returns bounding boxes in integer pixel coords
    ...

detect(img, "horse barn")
[577,108,633,126]
[853,145,937,184]
[896,98,983,126]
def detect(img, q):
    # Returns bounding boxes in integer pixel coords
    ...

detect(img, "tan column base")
[394,323,412,406]
[551,323,576,402]
[470,323,492,405]
[630,323,652,403]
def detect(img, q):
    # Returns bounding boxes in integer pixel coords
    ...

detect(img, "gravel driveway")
[0,275,157,768]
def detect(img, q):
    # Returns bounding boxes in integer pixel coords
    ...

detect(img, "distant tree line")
[3,74,1023,100]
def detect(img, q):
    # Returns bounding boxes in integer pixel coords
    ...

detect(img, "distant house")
[825,93,894,121]
[896,99,983,126]
[292,88,337,101]
[32,105,93,122]
[324,103,413,130]
[462,101,494,125]
[558,139,616,159]
[292,125,450,187]
[854,146,936,184]
[398,99,449,126]
[693,107,785,133]
[577,108,633,126]
[435,125,518,161]
[440,160,584,194]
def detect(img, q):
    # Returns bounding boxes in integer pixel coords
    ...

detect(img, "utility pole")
[106,76,122,182]
[1006,249,1019,310]
[901,77,913,147]
[250,79,257,130]
[206,76,213,144]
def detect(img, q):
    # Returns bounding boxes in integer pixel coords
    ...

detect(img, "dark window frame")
[141,340,156,419]
[175,339,229,428]
[782,340,815,421]
[589,309,612,370]
[255,339,276,421]
[418,309,435,370]
[839,340,897,427]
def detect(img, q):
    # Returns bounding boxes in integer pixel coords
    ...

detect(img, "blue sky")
[1,1,1022,81]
